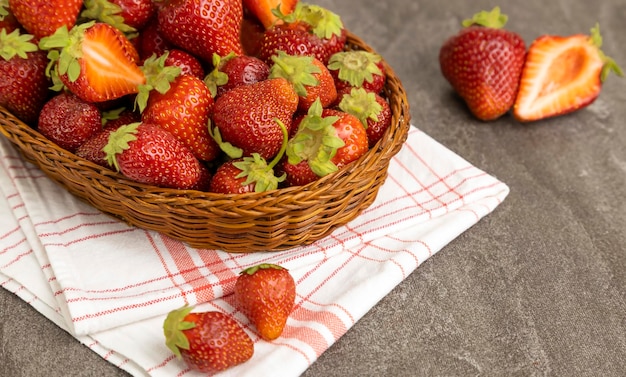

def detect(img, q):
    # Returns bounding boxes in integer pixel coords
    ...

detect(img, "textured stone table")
[2,0,625,375]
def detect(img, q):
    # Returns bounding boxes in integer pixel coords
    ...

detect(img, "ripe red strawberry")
[243,0,298,29]
[209,119,288,193]
[9,0,83,39]
[39,21,146,103]
[234,264,296,341]
[136,16,173,60]
[103,122,204,189]
[283,99,368,185]
[206,53,270,98]
[82,0,157,32]
[164,307,254,373]
[212,77,299,160]
[269,51,337,111]
[142,71,220,162]
[0,29,51,125]
[156,0,244,63]
[514,24,623,122]
[439,7,526,121]
[38,92,102,153]
[337,87,392,148]
[327,50,386,94]
[257,3,346,66]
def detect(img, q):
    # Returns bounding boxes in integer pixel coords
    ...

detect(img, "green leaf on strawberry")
[327,50,382,88]
[462,6,507,28]
[103,122,140,171]
[0,29,38,60]
[81,0,137,34]
[136,52,181,112]
[293,3,343,40]
[163,305,196,359]
[269,51,320,97]
[338,87,383,129]
[208,121,243,159]
[286,98,343,177]
[204,52,235,98]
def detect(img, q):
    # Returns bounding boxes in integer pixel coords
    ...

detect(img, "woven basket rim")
[0,30,412,252]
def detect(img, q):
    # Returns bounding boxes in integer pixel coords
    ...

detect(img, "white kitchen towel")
[0,126,509,376]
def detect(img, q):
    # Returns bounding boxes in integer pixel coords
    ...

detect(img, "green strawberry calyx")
[338,88,383,129]
[286,98,344,177]
[163,305,196,359]
[462,6,508,29]
[589,23,623,82]
[81,0,137,35]
[0,28,38,61]
[231,119,289,193]
[204,52,236,98]
[269,51,320,97]
[327,50,382,88]
[103,122,141,171]
[39,22,95,85]
[240,263,287,275]
[136,52,181,112]
[0,0,9,19]
[273,2,344,40]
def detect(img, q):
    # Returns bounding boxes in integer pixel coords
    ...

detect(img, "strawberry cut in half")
[514,24,623,122]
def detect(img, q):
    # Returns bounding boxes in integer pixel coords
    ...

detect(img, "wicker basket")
[0,31,411,253]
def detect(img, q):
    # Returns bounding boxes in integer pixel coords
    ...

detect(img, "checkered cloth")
[0,126,508,376]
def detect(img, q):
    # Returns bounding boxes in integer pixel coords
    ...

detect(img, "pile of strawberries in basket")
[0,0,393,193]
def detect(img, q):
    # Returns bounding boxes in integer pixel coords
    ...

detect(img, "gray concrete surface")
[2,0,626,375]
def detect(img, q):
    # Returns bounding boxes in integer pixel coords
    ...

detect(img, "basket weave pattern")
[0,32,411,253]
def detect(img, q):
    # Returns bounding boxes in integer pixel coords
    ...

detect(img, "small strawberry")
[38,92,102,153]
[0,29,51,125]
[163,306,254,373]
[39,21,146,103]
[9,0,83,39]
[257,2,346,66]
[103,122,203,189]
[269,51,337,111]
[243,0,298,29]
[337,87,392,148]
[209,119,288,194]
[156,0,244,63]
[82,0,157,33]
[327,50,386,94]
[205,53,270,98]
[514,24,623,122]
[211,77,299,160]
[439,7,526,121]
[234,264,296,341]
[283,98,368,185]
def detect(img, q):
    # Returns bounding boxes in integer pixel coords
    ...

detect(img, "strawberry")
[283,98,368,185]
[205,53,270,98]
[209,119,288,193]
[327,50,386,94]
[38,92,102,153]
[82,0,157,33]
[257,2,346,66]
[141,66,220,162]
[75,125,122,168]
[163,48,205,79]
[243,0,298,29]
[439,7,526,121]
[234,264,296,341]
[0,29,51,126]
[269,51,337,111]
[164,306,254,373]
[513,24,623,122]
[136,16,173,60]
[39,21,146,104]
[337,87,392,148]
[8,0,83,39]
[211,77,299,160]
[103,122,204,189]
[156,0,244,63]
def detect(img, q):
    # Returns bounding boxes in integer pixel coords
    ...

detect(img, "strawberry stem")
[589,23,624,82]
[462,7,508,29]
[240,263,286,275]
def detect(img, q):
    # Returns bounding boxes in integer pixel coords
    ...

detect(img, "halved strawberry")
[513,24,623,122]
[39,21,146,103]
